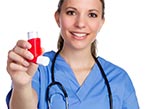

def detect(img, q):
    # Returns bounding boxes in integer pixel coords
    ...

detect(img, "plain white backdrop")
[0,0,144,108]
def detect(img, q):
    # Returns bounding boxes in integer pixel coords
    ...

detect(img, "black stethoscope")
[46,50,113,109]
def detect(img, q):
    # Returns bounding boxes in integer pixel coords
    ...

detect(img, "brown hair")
[56,0,105,57]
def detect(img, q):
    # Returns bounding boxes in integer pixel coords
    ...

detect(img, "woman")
[6,0,139,109]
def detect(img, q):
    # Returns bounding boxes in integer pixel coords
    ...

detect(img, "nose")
[75,15,86,29]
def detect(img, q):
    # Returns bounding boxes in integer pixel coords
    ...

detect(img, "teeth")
[72,33,87,37]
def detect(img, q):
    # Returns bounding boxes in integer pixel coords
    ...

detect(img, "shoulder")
[97,56,127,75]
[97,57,139,107]
[97,56,135,90]
[98,56,137,98]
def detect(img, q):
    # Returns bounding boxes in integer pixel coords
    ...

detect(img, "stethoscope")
[46,50,113,109]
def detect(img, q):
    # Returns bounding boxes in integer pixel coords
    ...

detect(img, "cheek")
[59,18,72,39]
[59,17,73,30]
[90,21,101,32]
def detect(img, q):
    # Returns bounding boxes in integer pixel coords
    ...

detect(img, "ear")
[54,11,60,27]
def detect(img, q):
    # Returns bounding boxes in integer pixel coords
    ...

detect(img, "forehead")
[62,0,102,11]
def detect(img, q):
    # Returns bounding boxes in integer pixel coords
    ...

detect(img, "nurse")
[6,0,139,109]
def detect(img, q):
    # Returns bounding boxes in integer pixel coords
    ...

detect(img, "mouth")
[70,32,89,38]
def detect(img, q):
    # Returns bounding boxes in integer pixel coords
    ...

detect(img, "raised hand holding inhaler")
[27,31,49,66]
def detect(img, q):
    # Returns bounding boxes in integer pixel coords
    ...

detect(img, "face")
[55,0,105,51]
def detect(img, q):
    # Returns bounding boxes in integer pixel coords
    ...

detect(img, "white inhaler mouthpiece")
[27,31,49,66]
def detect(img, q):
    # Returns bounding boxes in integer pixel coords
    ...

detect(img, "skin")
[7,40,38,109]
[6,0,104,108]
[56,0,104,51]
[55,0,104,85]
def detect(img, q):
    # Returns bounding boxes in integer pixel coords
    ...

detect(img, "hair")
[56,0,105,57]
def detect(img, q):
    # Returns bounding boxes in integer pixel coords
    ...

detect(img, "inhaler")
[27,31,49,66]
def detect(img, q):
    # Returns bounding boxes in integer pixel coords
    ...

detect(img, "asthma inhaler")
[27,31,49,66]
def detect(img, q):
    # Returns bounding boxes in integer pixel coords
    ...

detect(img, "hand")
[7,40,38,90]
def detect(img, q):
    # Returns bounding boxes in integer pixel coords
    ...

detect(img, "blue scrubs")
[6,51,139,109]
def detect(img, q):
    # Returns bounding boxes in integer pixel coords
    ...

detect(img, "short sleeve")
[6,88,13,109]
[123,91,139,109]
[122,73,139,109]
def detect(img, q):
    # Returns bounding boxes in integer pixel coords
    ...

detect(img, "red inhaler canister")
[27,31,49,66]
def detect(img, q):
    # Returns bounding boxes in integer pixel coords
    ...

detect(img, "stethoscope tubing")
[46,50,113,109]
[94,55,113,109]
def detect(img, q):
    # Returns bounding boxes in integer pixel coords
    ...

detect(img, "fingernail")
[27,52,34,59]
[24,42,31,49]
[23,60,29,66]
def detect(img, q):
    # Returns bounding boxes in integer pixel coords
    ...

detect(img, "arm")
[7,40,39,109]
[10,85,38,109]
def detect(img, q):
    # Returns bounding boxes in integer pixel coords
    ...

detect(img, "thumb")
[27,63,38,77]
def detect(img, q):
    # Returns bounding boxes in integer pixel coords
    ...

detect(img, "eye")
[66,10,76,16]
[88,13,98,18]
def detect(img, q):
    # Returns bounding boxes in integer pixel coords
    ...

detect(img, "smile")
[71,32,88,37]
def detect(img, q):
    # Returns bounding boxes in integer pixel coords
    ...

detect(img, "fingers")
[7,40,34,74]
[8,61,28,71]
[13,46,34,62]
[27,63,38,76]
[16,39,32,49]
[8,40,33,65]
[8,50,29,67]
[6,40,39,88]
[14,40,34,62]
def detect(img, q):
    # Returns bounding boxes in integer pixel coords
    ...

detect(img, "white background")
[0,0,144,108]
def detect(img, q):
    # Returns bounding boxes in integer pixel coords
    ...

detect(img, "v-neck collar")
[56,54,103,101]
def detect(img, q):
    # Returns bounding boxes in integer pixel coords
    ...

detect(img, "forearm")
[9,84,38,109]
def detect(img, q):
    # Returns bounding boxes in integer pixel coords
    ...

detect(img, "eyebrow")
[65,7,100,13]
[65,7,77,11]
[89,9,100,13]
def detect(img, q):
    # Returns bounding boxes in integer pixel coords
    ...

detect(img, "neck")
[59,47,96,86]
[60,48,95,69]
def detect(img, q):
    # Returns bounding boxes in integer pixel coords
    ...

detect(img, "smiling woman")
[1,0,144,109]
[56,0,105,57]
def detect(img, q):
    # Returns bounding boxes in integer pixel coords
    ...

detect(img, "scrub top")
[6,51,139,109]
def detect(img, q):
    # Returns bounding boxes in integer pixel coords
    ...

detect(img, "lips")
[71,32,89,38]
